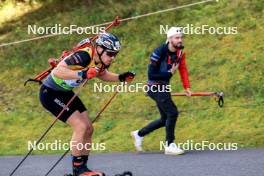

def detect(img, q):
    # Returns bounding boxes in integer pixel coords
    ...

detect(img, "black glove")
[118,71,136,82]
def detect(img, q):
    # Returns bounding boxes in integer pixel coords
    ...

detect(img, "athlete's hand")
[82,67,98,79]
[118,71,136,82]
[170,63,179,75]
[185,88,192,97]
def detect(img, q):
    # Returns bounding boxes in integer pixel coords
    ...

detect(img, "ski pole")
[171,91,224,107]
[44,91,119,176]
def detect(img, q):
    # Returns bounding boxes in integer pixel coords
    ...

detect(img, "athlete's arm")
[97,70,119,82]
[98,70,135,82]
[178,53,191,96]
[53,50,92,80]
[178,53,190,89]
[53,61,81,79]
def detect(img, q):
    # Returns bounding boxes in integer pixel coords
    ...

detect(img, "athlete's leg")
[138,102,167,137]
[66,110,93,156]
[157,94,178,145]
[66,111,104,176]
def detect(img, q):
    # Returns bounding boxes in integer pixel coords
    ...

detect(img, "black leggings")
[139,90,179,144]
[39,85,87,123]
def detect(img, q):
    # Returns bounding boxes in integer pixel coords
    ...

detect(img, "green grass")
[0,0,263,156]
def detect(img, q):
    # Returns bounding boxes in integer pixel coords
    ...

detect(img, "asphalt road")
[1,149,263,176]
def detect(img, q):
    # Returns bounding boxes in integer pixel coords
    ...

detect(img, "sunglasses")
[105,51,118,57]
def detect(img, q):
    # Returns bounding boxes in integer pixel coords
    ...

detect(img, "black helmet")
[96,32,121,52]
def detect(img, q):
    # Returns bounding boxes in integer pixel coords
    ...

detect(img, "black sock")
[72,155,89,168]
[167,140,174,146]
[82,155,88,165]
[72,155,90,175]
[72,155,82,163]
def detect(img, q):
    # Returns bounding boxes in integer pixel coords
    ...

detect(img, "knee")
[75,122,94,137]
[167,110,179,119]
[160,118,166,125]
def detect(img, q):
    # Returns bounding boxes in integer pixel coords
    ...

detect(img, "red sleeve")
[178,53,190,89]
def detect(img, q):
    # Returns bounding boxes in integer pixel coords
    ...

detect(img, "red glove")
[82,67,98,79]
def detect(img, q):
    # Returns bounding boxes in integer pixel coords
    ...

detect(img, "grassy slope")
[0,0,263,155]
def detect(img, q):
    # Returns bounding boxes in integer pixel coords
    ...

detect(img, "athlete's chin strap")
[95,45,110,72]
[95,45,110,67]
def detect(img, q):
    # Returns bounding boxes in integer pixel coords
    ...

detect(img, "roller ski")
[64,171,133,176]
[66,155,133,176]
[63,166,105,176]
[63,171,105,176]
